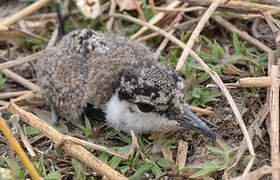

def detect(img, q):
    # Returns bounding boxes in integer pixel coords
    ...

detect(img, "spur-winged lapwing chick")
[36,29,215,138]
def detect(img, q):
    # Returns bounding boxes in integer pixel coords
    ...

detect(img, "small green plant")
[199,34,266,77]
[129,162,154,180]
[0,74,5,89]
[22,38,48,52]
[231,32,266,76]
[5,158,28,179]
[4,155,61,180]
[185,88,221,107]
[98,129,164,179]
[142,1,154,21]
[37,154,62,180]
[78,116,93,136]
[187,141,238,178]
[72,159,86,180]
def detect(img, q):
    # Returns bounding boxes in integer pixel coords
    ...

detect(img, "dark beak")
[177,106,216,139]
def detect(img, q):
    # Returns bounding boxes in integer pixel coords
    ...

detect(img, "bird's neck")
[85,61,138,108]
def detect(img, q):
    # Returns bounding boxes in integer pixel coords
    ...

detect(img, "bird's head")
[104,61,215,139]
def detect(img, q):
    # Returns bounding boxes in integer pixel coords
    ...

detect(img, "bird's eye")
[136,103,154,113]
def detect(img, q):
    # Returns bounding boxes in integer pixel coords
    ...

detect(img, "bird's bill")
[178,106,216,139]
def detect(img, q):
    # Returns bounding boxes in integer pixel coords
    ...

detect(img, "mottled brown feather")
[36,29,157,124]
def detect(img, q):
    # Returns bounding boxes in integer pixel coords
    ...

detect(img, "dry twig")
[270,65,280,179]
[188,105,215,116]
[2,69,40,92]
[176,140,188,170]
[207,0,280,11]
[131,0,181,39]
[0,50,45,71]
[232,166,273,180]
[0,91,32,100]
[54,135,127,159]
[0,0,53,31]
[176,0,224,71]
[223,77,271,88]
[106,0,116,31]
[133,0,146,21]
[155,6,205,12]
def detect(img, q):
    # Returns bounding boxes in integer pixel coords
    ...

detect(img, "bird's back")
[36,29,155,124]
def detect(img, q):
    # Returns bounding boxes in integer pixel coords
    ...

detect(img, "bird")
[36,29,215,138]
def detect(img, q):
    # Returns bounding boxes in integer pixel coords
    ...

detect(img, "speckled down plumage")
[36,29,185,126]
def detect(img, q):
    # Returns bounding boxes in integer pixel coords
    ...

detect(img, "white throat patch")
[103,92,178,134]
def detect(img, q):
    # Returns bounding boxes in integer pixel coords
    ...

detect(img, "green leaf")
[109,146,130,169]
[192,89,201,99]
[109,156,122,169]
[129,162,153,180]
[44,172,62,180]
[114,129,132,144]
[233,32,242,55]
[72,159,86,180]
[213,42,224,58]
[159,56,168,65]
[142,1,154,21]
[132,150,141,168]
[190,163,217,178]
[98,152,110,163]
[77,116,93,136]
[72,159,80,174]
[157,158,173,169]
[119,166,130,174]
[180,32,185,42]
[206,146,226,156]
[85,116,92,135]
[201,36,214,48]
[137,137,146,152]
[38,154,46,177]
[0,74,5,88]
[5,158,26,178]
[26,126,40,136]
[151,162,162,177]
[199,54,218,62]
[170,51,178,66]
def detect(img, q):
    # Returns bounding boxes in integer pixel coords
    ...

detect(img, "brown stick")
[238,77,271,88]
[0,100,9,106]
[232,166,273,180]
[270,65,280,180]
[0,91,32,100]
[0,0,53,31]
[188,105,215,116]
[176,140,188,170]
[106,0,116,31]
[131,0,181,39]
[2,69,40,92]
[209,0,280,11]
[155,6,205,12]
[8,103,128,180]
[0,50,45,71]
[224,77,271,88]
